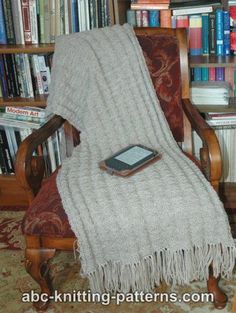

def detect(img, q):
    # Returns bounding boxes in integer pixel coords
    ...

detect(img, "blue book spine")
[194,68,202,81]
[215,9,224,55]
[223,11,230,55]
[0,0,7,44]
[202,14,209,55]
[71,0,79,33]
[149,10,159,27]
[201,67,209,81]
[215,67,225,81]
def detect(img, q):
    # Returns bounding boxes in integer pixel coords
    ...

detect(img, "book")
[10,0,25,44]
[160,9,171,27]
[202,14,209,55]
[0,0,7,44]
[21,0,32,44]
[2,106,49,119]
[223,10,230,55]
[209,11,216,54]
[130,3,169,10]
[172,6,213,16]
[2,0,15,44]
[29,0,38,44]
[215,67,225,81]
[149,9,159,27]
[169,0,220,8]
[0,128,14,173]
[189,15,202,56]
[126,9,136,26]
[216,9,224,55]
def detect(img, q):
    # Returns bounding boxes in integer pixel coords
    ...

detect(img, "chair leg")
[207,268,228,310]
[25,248,56,311]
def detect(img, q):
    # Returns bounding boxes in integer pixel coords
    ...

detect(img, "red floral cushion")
[137,34,183,142]
[22,168,75,238]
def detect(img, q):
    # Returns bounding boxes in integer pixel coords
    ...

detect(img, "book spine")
[160,9,172,28]
[5,106,46,117]
[43,0,50,43]
[14,53,25,97]
[201,67,209,81]
[64,0,70,34]
[135,10,142,27]
[2,0,15,43]
[189,15,202,56]
[29,0,38,44]
[209,67,215,81]
[39,0,45,43]
[0,129,14,173]
[208,11,216,55]
[193,68,202,81]
[202,14,209,55]
[55,0,61,36]
[215,67,225,81]
[141,10,149,27]
[49,0,56,42]
[30,54,44,94]
[126,9,136,27]
[10,0,25,44]
[0,0,7,44]
[223,10,230,55]
[175,15,189,28]
[21,0,32,44]
[216,9,224,55]
[71,0,79,32]
[2,54,13,97]
[148,10,159,27]
[0,54,9,97]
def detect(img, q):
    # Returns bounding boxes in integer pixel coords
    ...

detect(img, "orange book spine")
[160,9,172,27]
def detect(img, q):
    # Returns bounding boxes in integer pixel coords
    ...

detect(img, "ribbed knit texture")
[46,24,235,293]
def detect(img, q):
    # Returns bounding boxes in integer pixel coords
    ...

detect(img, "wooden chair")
[15,28,227,310]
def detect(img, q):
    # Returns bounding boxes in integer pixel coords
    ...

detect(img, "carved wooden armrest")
[182,98,222,191]
[15,115,65,203]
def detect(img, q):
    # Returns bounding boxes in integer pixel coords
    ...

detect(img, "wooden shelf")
[189,55,236,68]
[0,43,55,54]
[0,95,47,107]
[196,105,236,113]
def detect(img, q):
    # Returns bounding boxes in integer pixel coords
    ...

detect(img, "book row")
[0,53,52,99]
[127,7,236,55]
[191,67,236,97]
[0,0,111,45]
[0,106,61,175]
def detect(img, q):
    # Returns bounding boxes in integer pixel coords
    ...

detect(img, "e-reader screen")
[114,146,153,166]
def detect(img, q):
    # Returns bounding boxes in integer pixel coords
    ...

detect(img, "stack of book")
[205,111,236,126]
[190,81,231,105]
[0,106,61,176]
[127,0,172,27]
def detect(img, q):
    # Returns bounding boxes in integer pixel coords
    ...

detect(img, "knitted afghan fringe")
[74,241,235,293]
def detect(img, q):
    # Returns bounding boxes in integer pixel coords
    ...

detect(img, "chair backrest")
[66,27,192,156]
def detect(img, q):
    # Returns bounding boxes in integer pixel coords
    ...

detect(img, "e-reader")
[99,144,161,177]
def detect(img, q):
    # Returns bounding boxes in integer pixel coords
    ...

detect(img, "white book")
[64,0,70,34]
[172,6,213,16]
[207,119,236,126]
[85,0,90,30]
[55,0,61,37]
[4,126,16,162]
[44,0,51,43]
[47,135,57,172]
[30,55,44,95]
[78,0,86,31]
[29,0,39,44]
[11,0,25,44]
[50,0,56,42]
[38,56,51,94]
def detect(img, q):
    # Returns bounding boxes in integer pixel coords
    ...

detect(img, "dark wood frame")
[15,28,227,310]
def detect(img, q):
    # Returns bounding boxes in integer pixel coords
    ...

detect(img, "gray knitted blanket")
[46,24,235,293]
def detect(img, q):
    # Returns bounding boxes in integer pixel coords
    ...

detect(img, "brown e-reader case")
[99,144,161,177]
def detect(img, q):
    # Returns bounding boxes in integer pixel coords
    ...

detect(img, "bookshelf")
[0,0,130,206]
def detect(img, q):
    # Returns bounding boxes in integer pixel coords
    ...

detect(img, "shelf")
[189,55,236,68]
[0,95,48,107]
[0,43,55,54]
[196,105,236,113]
